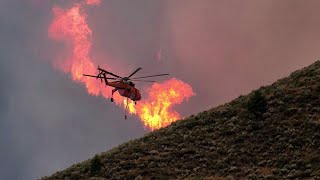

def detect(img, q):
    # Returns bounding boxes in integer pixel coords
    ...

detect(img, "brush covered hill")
[43,61,320,179]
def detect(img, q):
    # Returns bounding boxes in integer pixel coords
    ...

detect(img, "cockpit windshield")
[128,81,135,87]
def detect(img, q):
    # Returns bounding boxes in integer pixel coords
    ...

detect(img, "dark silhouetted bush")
[247,90,267,119]
[90,155,102,175]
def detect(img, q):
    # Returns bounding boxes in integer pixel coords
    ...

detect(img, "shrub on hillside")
[90,155,102,175]
[247,90,267,119]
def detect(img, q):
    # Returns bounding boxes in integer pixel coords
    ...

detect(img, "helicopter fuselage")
[107,81,142,101]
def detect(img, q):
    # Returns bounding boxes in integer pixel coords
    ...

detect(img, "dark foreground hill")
[43,61,320,179]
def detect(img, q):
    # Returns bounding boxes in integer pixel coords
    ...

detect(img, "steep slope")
[43,61,320,179]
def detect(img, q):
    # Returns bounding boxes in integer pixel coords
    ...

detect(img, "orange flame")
[135,78,194,131]
[48,1,195,131]
[49,4,101,95]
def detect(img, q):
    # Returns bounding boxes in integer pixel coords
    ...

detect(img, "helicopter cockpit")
[128,81,135,87]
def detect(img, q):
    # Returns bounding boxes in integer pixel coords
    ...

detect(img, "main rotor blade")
[97,67,122,78]
[130,73,169,79]
[83,74,117,80]
[83,74,97,78]
[127,67,142,78]
[131,80,156,82]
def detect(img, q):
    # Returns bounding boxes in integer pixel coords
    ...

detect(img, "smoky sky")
[1,0,320,179]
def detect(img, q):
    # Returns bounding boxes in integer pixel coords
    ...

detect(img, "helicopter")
[83,66,169,105]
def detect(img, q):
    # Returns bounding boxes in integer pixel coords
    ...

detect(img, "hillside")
[43,61,320,179]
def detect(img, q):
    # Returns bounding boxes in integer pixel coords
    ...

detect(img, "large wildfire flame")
[48,1,195,131]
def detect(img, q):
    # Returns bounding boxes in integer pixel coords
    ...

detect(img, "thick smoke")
[164,0,320,114]
[1,0,320,179]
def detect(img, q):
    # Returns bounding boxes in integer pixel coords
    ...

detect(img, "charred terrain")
[43,61,320,179]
